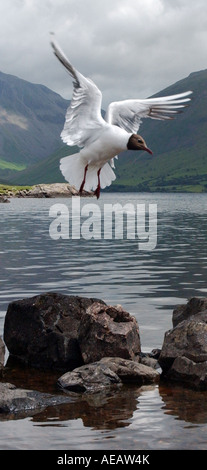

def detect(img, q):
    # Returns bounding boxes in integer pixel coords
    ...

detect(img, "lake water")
[0,192,207,450]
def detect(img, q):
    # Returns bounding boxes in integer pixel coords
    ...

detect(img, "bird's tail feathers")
[60,153,116,192]
[99,162,116,189]
[60,153,85,190]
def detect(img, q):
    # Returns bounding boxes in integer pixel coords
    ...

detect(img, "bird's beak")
[145,147,153,155]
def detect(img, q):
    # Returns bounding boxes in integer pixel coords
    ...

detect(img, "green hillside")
[11,145,72,185]
[2,68,207,192]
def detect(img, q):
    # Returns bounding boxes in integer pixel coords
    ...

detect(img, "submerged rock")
[58,357,160,394]
[4,292,105,371]
[78,302,141,363]
[0,382,72,416]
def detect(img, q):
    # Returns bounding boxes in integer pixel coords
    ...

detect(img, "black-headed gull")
[51,40,192,199]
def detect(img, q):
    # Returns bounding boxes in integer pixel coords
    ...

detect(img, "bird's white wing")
[51,40,105,147]
[105,91,192,133]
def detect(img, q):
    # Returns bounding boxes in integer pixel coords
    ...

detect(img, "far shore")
[0,183,93,200]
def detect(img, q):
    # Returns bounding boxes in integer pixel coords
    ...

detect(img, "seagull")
[51,39,192,199]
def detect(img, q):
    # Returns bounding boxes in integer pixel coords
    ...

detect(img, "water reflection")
[32,383,207,431]
[1,364,207,449]
[160,384,207,424]
[32,386,139,430]
[2,361,207,431]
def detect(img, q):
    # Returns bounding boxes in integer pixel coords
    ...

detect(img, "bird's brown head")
[127,134,153,155]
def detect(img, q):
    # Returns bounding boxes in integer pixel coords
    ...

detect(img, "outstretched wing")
[105,91,192,133]
[51,40,105,147]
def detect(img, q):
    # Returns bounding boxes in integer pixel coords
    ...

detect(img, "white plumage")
[51,39,192,198]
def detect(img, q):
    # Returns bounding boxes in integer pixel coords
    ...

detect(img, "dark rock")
[0,195,10,203]
[4,293,142,373]
[0,382,72,415]
[0,338,5,374]
[166,356,207,390]
[139,356,159,369]
[58,357,160,394]
[139,349,161,369]
[149,348,161,359]
[159,297,207,389]
[99,357,160,384]
[4,292,105,371]
[78,302,141,364]
[57,362,121,394]
[173,297,207,327]
[159,318,207,373]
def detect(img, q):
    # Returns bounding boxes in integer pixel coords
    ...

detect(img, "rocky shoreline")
[0,183,93,201]
[1,293,207,416]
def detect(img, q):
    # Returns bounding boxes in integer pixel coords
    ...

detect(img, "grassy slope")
[0,184,32,195]
[9,145,74,185]
[0,158,26,171]
[112,144,207,192]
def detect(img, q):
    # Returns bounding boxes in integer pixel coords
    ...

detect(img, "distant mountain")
[0,70,69,169]
[1,68,207,192]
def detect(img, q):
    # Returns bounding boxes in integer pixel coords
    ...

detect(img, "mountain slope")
[111,69,207,192]
[11,145,73,185]
[2,68,207,192]
[0,71,69,166]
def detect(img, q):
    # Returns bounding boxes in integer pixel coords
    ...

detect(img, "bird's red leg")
[94,168,101,199]
[79,164,88,194]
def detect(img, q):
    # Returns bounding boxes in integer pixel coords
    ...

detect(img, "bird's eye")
[138,139,143,144]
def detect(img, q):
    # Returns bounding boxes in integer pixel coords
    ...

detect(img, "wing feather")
[51,40,105,147]
[105,91,192,133]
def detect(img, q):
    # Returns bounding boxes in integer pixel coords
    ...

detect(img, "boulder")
[58,357,160,394]
[58,362,121,394]
[173,297,207,327]
[139,356,159,369]
[166,356,207,390]
[159,318,207,373]
[139,349,161,369]
[4,294,141,373]
[99,357,160,384]
[78,303,141,364]
[4,292,105,371]
[0,382,72,415]
[0,338,5,374]
[159,297,207,389]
